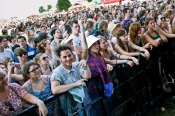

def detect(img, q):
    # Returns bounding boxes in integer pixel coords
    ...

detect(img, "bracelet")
[81,27,85,32]
[168,25,171,27]
[118,54,121,59]
[37,100,43,106]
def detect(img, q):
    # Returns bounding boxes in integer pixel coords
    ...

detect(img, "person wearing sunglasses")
[14,47,27,75]
[33,53,54,76]
[22,61,54,116]
[155,13,175,38]
[0,69,48,116]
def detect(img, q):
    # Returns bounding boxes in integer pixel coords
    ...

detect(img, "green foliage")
[39,6,46,13]
[47,5,52,11]
[56,0,71,11]
[86,0,92,2]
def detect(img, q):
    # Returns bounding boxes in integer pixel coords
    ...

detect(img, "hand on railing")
[38,101,48,116]
[106,64,113,72]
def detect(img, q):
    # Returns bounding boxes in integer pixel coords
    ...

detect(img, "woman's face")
[147,19,155,29]
[157,15,165,25]
[11,37,17,44]
[90,41,100,54]
[39,54,49,66]
[17,52,27,62]
[100,39,108,50]
[28,65,41,78]
[119,31,128,43]
[45,40,51,50]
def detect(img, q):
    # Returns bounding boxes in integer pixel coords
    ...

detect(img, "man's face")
[72,23,80,35]
[59,49,73,68]
[126,10,132,18]
[18,38,26,48]
[54,30,62,39]
[0,38,8,48]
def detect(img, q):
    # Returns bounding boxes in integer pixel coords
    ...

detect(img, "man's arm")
[51,79,87,94]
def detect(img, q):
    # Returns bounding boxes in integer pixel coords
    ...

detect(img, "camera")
[10,62,15,66]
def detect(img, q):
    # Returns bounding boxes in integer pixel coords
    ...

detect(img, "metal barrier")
[17,39,175,116]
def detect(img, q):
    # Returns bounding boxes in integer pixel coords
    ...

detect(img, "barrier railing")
[17,39,175,116]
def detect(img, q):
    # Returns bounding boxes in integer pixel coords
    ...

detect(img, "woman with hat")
[90,30,139,66]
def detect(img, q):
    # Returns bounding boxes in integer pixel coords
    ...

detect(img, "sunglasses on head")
[42,56,48,60]
[5,101,15,111]
[160,17,166,20]
[18,52,27,57]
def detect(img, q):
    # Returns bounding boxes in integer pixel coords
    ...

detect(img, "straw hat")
[86,35,101,49]
[108,24,117,33]
[61,36,73,45]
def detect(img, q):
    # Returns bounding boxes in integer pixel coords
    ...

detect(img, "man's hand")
[75,79,87,86]
[76,59,87,67]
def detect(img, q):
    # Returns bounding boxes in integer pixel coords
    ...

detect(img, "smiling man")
[51,45,91,116]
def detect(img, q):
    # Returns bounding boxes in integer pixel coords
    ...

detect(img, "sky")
[0,0,83,19]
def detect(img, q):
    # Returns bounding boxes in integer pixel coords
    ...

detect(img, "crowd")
[0,0,175,116]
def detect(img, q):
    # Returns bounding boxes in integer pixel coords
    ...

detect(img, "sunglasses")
[42,56,48,60]
[160,17,166,20]
[18,52,27,57]
[29,67,41,73]
[5,101,15,111]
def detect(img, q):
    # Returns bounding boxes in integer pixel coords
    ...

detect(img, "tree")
[86,0,92,2]
[47,5,52,11]
[39,6,46,13]
[56,0,71,11]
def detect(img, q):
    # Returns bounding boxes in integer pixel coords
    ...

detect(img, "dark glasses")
[42,56,48,61]
[29,67,41,73]
[18,52,27,57]
[160,17,166,20]
[5,101,15,111]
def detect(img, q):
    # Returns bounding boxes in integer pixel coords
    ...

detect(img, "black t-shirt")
[12,44,20,52]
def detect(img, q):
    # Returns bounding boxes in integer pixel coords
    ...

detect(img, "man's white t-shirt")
[68,34,82,50]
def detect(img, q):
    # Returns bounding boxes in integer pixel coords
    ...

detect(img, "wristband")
[37,100,43,106]
[137,52,141,60]
[81,27,85,32]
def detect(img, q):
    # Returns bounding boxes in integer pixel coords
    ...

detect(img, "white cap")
[86,35,101,49]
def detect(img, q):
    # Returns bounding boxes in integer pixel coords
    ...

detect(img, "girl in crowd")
[109,23,123,46]
[115,29,150,59]
[85,19,94,37]
[92,30,139,66]
[22,62,54,116]
[0,69,48,116]
[143,17,168,47]
[98,20,110,40]
[155,13,175,38]
[164,9,175,34]
[37,39,58,67]
[129,22,153,49]
[33,53,53,76]
[14,47,27,74]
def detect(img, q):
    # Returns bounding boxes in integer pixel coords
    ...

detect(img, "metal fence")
[17,39,175,116]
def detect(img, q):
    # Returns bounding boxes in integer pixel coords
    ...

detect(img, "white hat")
[61,36,73,45]
[86,35,101,49]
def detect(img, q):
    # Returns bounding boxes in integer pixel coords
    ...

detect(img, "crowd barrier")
[17,39,175,116]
